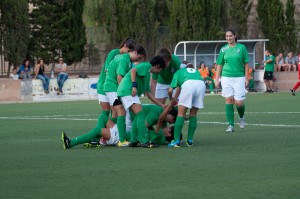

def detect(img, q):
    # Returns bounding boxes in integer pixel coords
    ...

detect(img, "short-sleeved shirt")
[285,56,296,64]
[103,53,131,92]
[17,65,31,75]
[265,55,275,72]
[216,43,249,77]
[152,54,181,84]
[117,62,151,97]
[97,49,120,94]
[170,68,203,88]
[57,63,68,75]
[130,104,167,128]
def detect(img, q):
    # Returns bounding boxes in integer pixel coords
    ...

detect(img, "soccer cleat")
[83,141,101,148]
[61,132,70,149]
[141,141,158,148]
[116,140,130,147]
[129,141,141,147]
[210,91,215,94]
[168,140,180,148]
[226,125,234,133]
[185,139,193,147]
[290,89,295,96]
[239,117,246,129]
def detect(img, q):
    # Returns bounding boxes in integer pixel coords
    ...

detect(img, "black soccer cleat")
[61,132,70,149]
[129,141,141,147]
[141,141,159,148]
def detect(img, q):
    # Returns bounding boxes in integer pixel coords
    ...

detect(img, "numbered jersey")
[170,67,203,88]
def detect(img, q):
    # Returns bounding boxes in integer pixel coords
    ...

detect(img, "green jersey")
[103,53,132,92]
[117,62,151,97]
[170,68,203,88]
[97,49,120,95]
[217,43,249,77]
[265,55,275,72]
[152,54,181,84]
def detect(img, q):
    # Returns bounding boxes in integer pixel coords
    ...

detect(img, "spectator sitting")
[285,52,297,71]
[55,57,68,95]
[275,52,288,71]
[10,68,19,80]
[34,58,50,94]
[247,67,256,92]
[17,59,32,79]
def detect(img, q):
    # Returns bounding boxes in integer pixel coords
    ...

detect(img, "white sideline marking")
[1,116,300,128]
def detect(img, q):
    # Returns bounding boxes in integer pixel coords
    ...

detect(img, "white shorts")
[221,77,246,101]
[106,125,119,145]
[105,92,118,106]
[155,83,177,99]
[98,94,109,103]
[120,95,141,110]
[178,80,205,109]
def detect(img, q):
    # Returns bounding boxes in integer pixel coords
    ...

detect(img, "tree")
[0,0,30,75]
[257,0,286,54]
[285,0,297,53]
[223,0,251,39]
[28,0,86,69]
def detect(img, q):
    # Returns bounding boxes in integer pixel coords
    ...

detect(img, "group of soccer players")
[62,28,249,149]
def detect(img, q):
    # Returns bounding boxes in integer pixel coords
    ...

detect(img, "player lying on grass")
[115,55,167,148]
[156,62,205,147]
[61,104,177,149]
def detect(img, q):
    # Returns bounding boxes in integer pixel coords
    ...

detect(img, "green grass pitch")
[0,92,299,199]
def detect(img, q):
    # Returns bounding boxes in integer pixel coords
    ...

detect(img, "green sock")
[225,104,234,127]
[209,83,214,92]
[187,116,197,141]
[236,104,245,119]
[131,118,139,143]
[102,110,110,117]
[70,114,108,147]
[136,111,149,144]
[117,116,126,142]
[174,116,184,142]
[110,116,117,123]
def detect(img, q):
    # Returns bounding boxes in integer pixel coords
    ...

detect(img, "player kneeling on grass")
[115,56,167,148]
[156,63,205,147]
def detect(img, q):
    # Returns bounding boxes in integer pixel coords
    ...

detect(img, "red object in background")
[298,54,300,79]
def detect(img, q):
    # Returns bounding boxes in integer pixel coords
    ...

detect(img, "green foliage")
[285,0,297,53]
[222,0,251,39]
[167,0,223,44]
[28,0,86,67]
[0,0,30,69]
[257,0,286,53]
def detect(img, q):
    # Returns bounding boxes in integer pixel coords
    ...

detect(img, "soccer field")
[0,92,299,199]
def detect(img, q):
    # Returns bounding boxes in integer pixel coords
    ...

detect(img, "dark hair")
[166,126,183,143]
[120,38,136,51]
[22,59,30,65]
[226,28,237,42]
[150,55,166,69]
[168,108,178,121]
[157,48,172,62]
[133,45,147,59]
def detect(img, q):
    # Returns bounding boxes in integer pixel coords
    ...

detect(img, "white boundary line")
[1,116,300,128]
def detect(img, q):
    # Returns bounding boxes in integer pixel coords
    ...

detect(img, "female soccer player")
[151,48,181,104]
[156,62,206,147]
[97,38,136,122]
[215,29,249,132]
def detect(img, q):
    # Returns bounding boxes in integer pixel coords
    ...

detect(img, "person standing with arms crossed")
[215,29,249,133]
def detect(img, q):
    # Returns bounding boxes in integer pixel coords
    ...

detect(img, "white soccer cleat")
[239,117,246,129]
[226,125,234,133]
